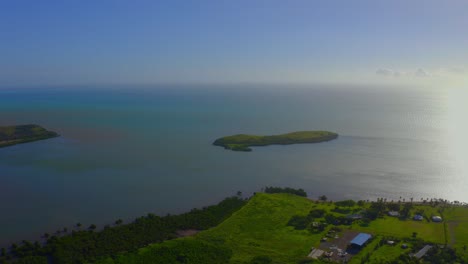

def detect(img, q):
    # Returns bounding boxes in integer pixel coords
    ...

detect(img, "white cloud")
[414,68,430,77]
[435,67,465,76]
[376,68,436,78]
[376,68,402,77]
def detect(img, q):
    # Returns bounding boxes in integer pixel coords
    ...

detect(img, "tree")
[319,195,328,201]
[412,232,418,238]
[88,224,97,231]
[401,203,413,218]
[115,219,123,225]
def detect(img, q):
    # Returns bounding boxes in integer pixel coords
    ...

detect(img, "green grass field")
[196,193,329,263]
[352,216,445,244]
[351,239,410,264]
[213,131,338,151]
[443,206,468,259]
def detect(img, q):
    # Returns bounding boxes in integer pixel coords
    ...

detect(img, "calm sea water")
[0,84,467,245]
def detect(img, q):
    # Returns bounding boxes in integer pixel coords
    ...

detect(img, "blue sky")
[1,0,467,87]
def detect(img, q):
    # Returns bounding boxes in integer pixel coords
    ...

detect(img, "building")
[388,211,400,217]
[413,245,432,259]
[350,233,372,248]
[346,214,363,220]
[308,248,324,259]
[413,214,424,221]
[432,216,443,222]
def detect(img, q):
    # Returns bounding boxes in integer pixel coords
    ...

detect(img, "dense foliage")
[99,238,232,264]
[2,196,246,264]
[264,186,307,197]
[213,131,338,151]
[0,124,58,148]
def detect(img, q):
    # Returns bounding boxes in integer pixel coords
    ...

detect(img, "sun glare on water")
[446,87,468,201]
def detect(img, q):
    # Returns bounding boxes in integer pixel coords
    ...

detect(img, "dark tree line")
[1,196,247,264]
[264,187,307,197]
[105,239,232,264]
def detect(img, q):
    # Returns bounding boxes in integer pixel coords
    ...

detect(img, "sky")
[0,0,467,88]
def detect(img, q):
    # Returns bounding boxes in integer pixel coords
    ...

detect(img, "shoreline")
[2,191,466,249]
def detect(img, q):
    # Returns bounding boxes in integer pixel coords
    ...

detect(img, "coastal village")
[295,196,466,263]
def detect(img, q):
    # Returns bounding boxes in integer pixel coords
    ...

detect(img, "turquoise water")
[0,84,466,245]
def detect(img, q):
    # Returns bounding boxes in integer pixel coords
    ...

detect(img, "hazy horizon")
[1,0,467,88]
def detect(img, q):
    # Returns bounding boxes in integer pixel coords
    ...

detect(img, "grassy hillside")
[213,131,338,151]
[0,124,58,148]
[197,193,325,263]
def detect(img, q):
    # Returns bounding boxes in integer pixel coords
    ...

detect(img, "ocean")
[0,84,466,245]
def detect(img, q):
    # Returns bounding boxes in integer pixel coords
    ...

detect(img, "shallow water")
[0,84,466,245]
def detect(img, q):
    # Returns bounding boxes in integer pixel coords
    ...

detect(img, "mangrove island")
[0,124,59,148]
[213,130,338,151]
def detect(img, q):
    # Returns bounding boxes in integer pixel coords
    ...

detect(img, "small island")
[0,124,59,148]
[213,130,338,151]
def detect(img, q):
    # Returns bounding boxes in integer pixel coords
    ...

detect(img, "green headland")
[213,131,338,151]
[0,124,59,148]
[3,187,468,264]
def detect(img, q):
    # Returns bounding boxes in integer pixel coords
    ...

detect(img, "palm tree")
[318,195,327,201]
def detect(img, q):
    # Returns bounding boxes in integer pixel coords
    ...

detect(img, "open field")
[352,216,445,244]
[196,193,326,263]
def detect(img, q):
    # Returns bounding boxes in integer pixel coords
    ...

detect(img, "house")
[413,214,424,221]
[308,248,324,259]
[413,245,432,259]
[346,214,363,220]
[350,233,372,248]
[432,216,443,222]
[388,211,400,217]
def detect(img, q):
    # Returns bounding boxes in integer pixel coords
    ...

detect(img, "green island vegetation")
[213,131,338,151]
[0,125,58,148]
[3,188,468,264]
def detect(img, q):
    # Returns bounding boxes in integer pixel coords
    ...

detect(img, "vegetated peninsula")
[0,124,59,148]
[213,130,338,151]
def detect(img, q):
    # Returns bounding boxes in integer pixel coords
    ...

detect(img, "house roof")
[350,233,372,247]
[414,245,432,259]
[414,215,424,220]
